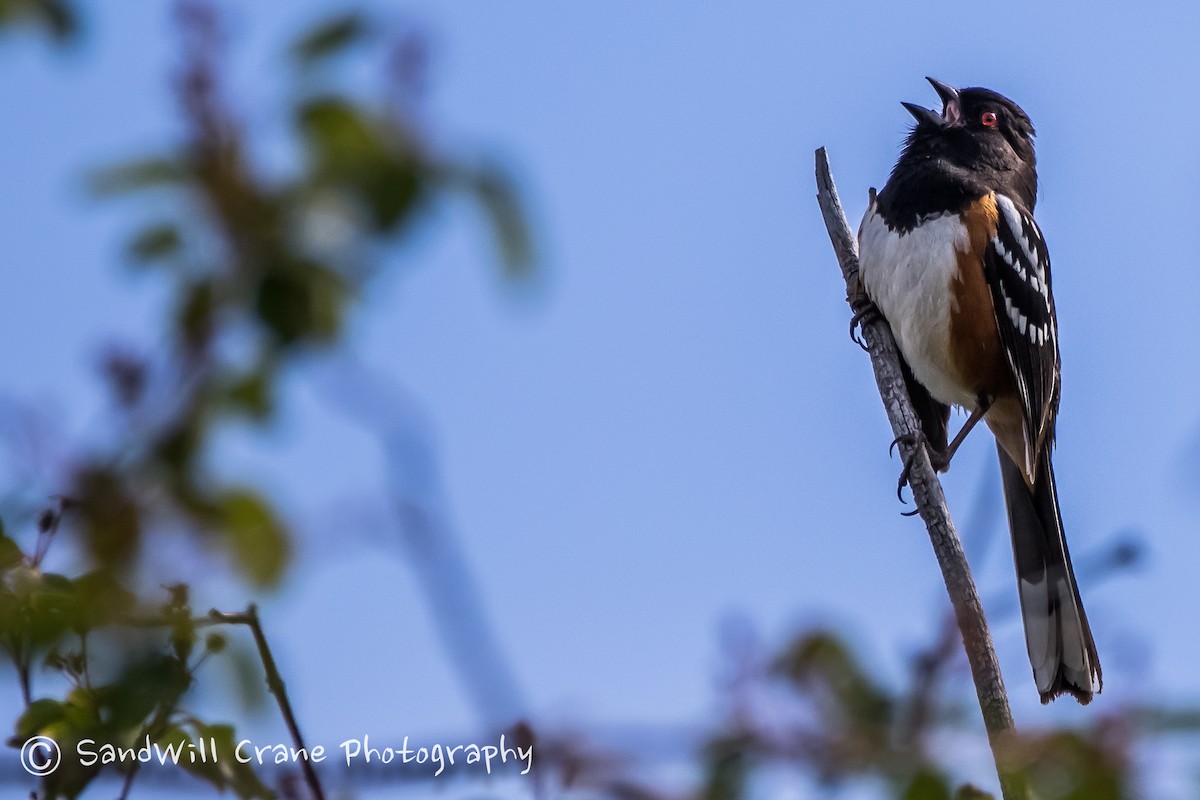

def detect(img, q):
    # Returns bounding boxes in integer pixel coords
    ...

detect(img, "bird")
[855,78,1101,704]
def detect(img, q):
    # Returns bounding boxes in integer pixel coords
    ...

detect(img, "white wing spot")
[1001,286,1029,333]
[994,235,1028,282]
[1020,233,1040,276]
[996,195,1044,279]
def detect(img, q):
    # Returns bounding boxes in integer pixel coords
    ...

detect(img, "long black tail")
[997,444,1101,704]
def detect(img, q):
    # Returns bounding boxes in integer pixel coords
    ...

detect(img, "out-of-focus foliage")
[3,520,270,798]
[41,0,530,595]
[291,11,368,64]
[0,0,76,41]
[682,618,1164,800]
[2,1,531,797]
[517,601,1180,800]
[75,0,529,589]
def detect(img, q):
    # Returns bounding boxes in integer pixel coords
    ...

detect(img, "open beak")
[927,77,961,124]
[901,77,962,127]
[901,101,943,128]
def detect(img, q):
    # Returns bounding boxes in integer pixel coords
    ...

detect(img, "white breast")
[858,206,975,409]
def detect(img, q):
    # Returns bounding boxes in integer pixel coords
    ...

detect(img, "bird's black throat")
[875,122,1038,233]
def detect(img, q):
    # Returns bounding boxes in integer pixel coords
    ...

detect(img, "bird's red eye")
[981,111,998,127]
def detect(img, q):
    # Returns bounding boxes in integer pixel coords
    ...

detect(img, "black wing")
[985,194,1061,464]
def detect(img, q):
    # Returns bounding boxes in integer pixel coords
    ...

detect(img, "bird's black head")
[896,78,1038,210]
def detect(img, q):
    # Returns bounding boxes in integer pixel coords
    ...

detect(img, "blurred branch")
[312,358,528,731]
[814,148,1027,800]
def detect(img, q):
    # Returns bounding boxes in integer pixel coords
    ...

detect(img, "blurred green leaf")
[773,630,894,731]
[468,166,534,277]
[431,162,534,277]
[183,721,273,799]
[701,734,752,800]
[13,697,67,740]
[954,785,995,800]
[361,157,422,230]
[7,569,78,650]
[254,260,346,345]
[176,279,218,351]
[226,640,268,711]
[223,370,274,420]
[12,694,106,798]
[71,569,136,632]
[216,489,289,587]
[59,685,102,728]
[127,223,182,264]
[0,0,77,41]
[74,465,142,569]
[89,157,189,196]
[291,11,368,64]
[155,412,207,476]
[100,654,191,730]
[0,526,23,569]
[297,98,378,166]
[904,769,952,800]
[297,98,423,230]
[1021,729,1128,800]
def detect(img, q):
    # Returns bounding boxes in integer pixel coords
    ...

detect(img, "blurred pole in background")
[315,356,528,732]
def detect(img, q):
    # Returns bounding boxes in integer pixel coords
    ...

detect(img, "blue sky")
[3,0,1200,795]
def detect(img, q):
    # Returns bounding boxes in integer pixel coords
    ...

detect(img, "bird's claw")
[889,431,948,514]
[849,301,881,352]
[890,432,922,506]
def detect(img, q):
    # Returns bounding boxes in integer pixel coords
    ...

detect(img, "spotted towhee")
[857,78,1101,704]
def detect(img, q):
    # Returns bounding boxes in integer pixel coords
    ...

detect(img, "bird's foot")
[849,299,881,352]
[889,431,949,515]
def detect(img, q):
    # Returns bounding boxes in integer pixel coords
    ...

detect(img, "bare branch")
[209,605,326,800]
[814,147,1028,800]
